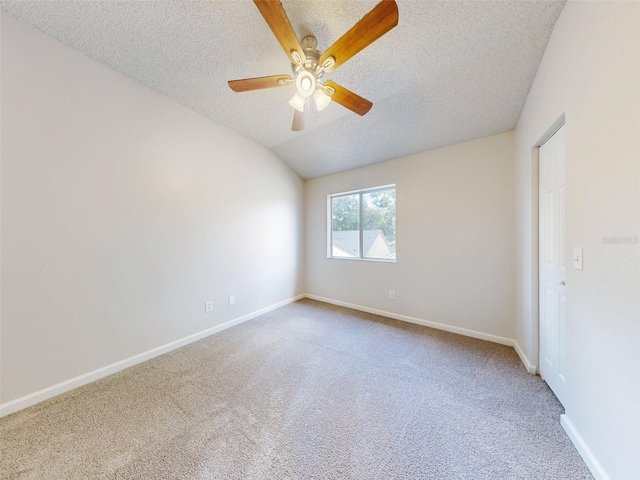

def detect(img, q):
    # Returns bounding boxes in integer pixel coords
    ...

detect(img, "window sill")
[327,256,396,263]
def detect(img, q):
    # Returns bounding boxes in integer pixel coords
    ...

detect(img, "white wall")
[305,132,515,342]
[0,15,304,408]
[515,1,640,478]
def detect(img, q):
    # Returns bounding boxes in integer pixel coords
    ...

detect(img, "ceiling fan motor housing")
[293,35,321,76]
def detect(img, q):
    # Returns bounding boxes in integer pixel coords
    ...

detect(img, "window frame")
[327,184,396,263]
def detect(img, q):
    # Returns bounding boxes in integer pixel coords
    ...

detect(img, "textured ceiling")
[1,0,565,179]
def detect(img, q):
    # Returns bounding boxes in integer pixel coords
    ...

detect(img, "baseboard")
[303,294,514,347]
[0,294,305,418]
[513,340,537,374]
[561,414,610,480]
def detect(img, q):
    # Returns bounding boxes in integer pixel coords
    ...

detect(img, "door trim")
[529,114,565,374]
[538,122,567,402]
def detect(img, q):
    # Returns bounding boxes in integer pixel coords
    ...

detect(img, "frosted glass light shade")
[296,71,315,98]
[300,76,312,92]
[289,92,306,112]
[313,88,332,111]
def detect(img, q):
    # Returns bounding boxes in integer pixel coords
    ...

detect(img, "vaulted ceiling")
[1,0,565,179]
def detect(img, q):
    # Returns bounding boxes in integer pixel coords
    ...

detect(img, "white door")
[539,124,567,404]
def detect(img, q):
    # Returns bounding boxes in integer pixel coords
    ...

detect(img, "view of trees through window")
[330,186,396,260]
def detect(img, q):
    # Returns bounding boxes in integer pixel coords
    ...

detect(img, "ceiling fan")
[228,0,399,131]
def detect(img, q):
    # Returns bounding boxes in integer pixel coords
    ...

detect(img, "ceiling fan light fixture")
[313,88,332,111]
[301,76,312,91]
[296,70,316,97]
[288,92,306,112]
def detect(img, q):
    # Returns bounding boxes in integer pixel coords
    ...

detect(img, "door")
[539,124,567,404]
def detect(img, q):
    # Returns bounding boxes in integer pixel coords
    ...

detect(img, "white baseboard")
[513,340,537,374]
[303,294,515,347]
[0,294,305,418]
[561,414,610,480]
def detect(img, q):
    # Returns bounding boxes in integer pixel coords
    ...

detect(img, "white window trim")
[327,184,396,263]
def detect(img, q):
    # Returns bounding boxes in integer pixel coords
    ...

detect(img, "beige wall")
[305,132,516,342]
[3,3,639,477]
[0,16,304,407]
[515,1,640,478]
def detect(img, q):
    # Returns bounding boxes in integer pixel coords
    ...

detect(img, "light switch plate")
[573,247,583,270]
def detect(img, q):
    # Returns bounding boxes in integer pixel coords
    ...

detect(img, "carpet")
[0,299,592,479]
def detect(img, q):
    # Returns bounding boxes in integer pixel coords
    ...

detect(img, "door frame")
[538,123,567,402]
[530,114,565,374]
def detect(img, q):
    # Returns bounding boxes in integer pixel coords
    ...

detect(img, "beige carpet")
[1,299,592,479]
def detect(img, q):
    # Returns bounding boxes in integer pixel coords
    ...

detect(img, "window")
[329,185,396,261]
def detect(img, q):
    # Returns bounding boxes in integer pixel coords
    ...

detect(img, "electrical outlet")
[389,290,395,300]
[228,295,235,306]
[205,301,213,313]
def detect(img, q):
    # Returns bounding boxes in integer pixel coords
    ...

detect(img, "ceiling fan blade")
[253,0,306,65]
[228,74,292,92]
[319,0,398,73]
[323,81,373,116]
